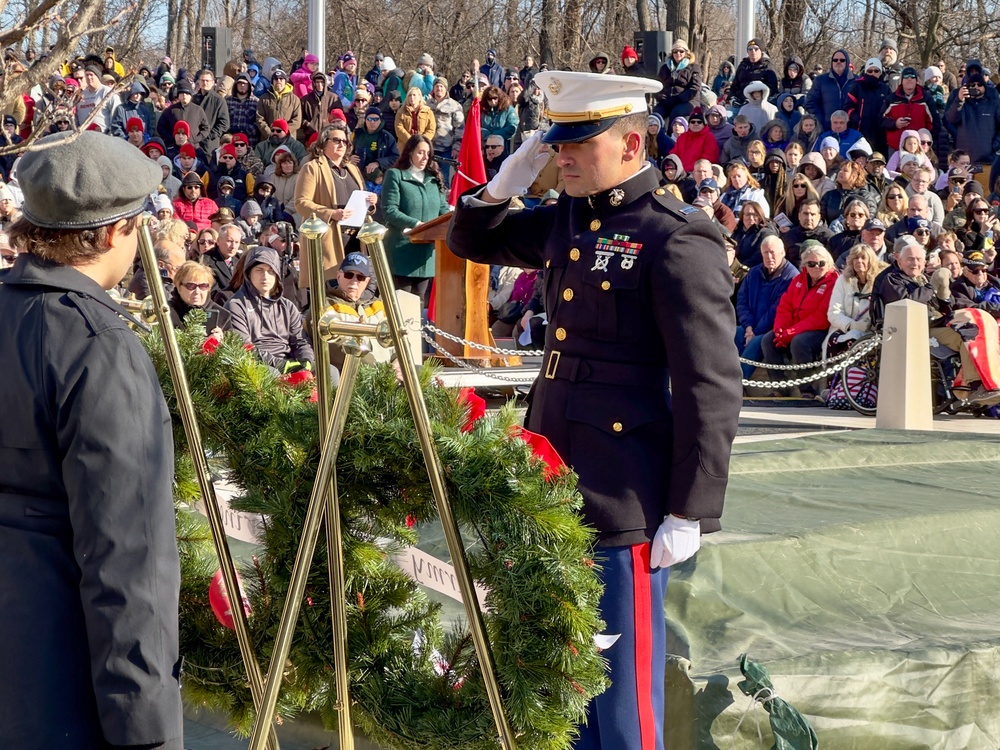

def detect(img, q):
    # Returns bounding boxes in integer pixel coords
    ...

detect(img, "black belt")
[544,350,668,387]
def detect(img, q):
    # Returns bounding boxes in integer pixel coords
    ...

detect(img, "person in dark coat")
[729,39,778,108]
[223,245,315,374]
[736,233,798,379]
[193,69,231,157]
[845,58,891,153]
[0,130,182,748]
[945,69,1000,165]
[655,39,702,120]
[777,56,811,104]
[447,70,742,750]
[805,48,853,130]
[156,77,209,150]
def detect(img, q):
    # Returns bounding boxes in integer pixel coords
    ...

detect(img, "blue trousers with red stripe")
[575,543,668,750]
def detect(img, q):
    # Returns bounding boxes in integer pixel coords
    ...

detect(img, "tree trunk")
[242,0,253,54]
[666,0,689,49]
[636,0,651,32]
[540,0,557,67]
[780,0,807,61]
[562,0,582,68]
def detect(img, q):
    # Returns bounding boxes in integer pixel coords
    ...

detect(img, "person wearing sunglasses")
[168,260,230,341]
[294,122,377,286]
[729,37,778,108]
[804,49,851,131]
[882,66,938,154]
[762,240,840,398]
[325,252,390,370]
[946,68,1000,165]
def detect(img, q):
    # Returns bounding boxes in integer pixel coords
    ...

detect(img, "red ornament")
[279,369,315,387]
[201,336,220,355]
[457,388,487,433]
[405,514,416,528]
[208,568,251,630]
[511,426,567,481]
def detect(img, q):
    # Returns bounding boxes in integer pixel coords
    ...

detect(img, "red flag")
[448,95,487,205]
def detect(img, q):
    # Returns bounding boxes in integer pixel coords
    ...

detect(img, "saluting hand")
[484,131,551,202]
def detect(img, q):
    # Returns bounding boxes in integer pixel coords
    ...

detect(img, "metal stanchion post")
[135,215,280,750]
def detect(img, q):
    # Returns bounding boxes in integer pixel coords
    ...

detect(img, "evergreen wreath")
[149,312,608,749]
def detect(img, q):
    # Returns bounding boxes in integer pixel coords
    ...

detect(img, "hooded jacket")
[480,51,504,88]
[290,54,318,98]
[738,82,778,134]
[172,173,218,229]
[670,125,720,171]
[796,152,836,197]
[235,200,264,241]
[247,63,270,98]
[226,74,261,147]
[712,60,735,97]
[775,93,802,132]
[223,246,314,372]
[298,80,339,143]
[110,80,155,139]
[778,57,812,98]
[945,85,1000,163]
[845,73,890,152]
[881,83,939,151]
[730,54,778,107]
[761,118,790,151]
[707,103,734,148]
[805,49,853,129]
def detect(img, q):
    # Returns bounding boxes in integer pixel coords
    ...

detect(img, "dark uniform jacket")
[448,167,742,545]
[0,255,182,748]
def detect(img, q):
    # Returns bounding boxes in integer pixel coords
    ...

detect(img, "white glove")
[485,131,551,200]
[649,515,701,569]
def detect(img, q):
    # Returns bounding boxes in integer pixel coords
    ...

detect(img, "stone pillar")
[876,299,933,430]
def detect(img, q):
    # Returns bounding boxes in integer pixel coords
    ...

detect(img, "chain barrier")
[416,322,881,393]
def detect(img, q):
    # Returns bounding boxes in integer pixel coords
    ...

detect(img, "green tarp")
[664,430,1000,749]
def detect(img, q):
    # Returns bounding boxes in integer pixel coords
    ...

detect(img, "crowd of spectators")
[2,37,1000,403]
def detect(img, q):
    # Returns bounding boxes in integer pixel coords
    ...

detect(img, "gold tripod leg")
[301,215,355,750]
[136,216,281,750]
[246,355,363,750]
[357,219,517,749]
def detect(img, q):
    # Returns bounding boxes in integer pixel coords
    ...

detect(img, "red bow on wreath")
[457,388,487,433]
[278,369,318,402]
[511,426,567,481]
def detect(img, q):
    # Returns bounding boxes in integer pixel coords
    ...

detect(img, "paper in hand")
[340,190,376,228]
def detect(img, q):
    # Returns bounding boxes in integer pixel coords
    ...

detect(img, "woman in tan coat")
[293,122,376,287]
[394,87,436,150]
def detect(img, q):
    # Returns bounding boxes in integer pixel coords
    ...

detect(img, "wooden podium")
[408,213,520,366]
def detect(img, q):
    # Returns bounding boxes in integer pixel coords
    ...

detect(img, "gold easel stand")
[135,216,281,750]
[245,216,517,750]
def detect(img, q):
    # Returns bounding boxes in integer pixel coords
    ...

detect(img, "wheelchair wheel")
[930,356,957,415]
[842,336,880,416]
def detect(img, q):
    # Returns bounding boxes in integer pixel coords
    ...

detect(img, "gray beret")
[18,131,161,230]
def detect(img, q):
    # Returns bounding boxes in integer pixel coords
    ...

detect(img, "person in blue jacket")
[805,49,853,130]
[737,233,799,380]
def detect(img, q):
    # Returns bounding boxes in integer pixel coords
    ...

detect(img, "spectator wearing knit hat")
[620,46,644,77]
[207,143,253,202]
[332,52,360,106]
[291,53,321,98]
[255,68,303,142]
[164,119,207,163]
[426,76,464,182]
[254,117,307,166]
[110,78,154,140]
[410,53,435,96]
[878,38,903,92]
[173,171,219,230]
[124,116,146,147]
[156,78,209,151]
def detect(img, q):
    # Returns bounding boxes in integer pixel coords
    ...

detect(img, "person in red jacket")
[172,171,219,230]
[669,107,719,171]
[881,67,939,152]
[761,239,839,397]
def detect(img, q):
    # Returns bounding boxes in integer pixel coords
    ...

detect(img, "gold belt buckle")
[545,350,561,379]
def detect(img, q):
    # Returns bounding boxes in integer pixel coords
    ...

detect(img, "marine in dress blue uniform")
[447,71,742,749]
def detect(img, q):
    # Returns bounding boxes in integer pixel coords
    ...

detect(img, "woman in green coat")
[382,133,451,307]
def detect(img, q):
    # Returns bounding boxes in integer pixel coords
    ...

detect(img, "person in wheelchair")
[873,236,1000,405]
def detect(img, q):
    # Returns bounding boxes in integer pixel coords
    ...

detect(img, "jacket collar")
[4,253,146,325]
[586,164,660,216]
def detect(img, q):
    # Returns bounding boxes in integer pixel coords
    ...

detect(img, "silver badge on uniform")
[591,251,612,272]
[620,255,635,270]
[609,188,625,207]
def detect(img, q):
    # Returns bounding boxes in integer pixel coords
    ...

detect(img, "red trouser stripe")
[631,543,655,750]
